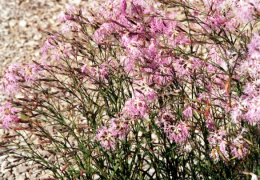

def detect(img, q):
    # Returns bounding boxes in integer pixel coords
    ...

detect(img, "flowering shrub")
[0,0,260,179]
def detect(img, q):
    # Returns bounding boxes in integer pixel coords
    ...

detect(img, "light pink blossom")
[110,117,128,138]
[122,98,147,118]
[120,0,127,15]
[0,103,19,129]
[166,122,189,144]
[230,135,248,159]
[182,106,193,119]
[57,11,67,23]
[1,63,23,95]
[96,127,116,150]
[134,80,156,102]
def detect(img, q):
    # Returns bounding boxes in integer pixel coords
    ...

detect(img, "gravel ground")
[0,0,95,179]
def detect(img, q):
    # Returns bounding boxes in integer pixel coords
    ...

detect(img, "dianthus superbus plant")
[0,0,260,179]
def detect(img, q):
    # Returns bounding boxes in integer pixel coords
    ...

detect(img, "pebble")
[16,175,26,180]
[93,174,100,180]
[30,173,39,179]
[40,174,53,180]
[72,0,82,5]
[1,161,8,171]
[7,175,14,180]
[2,22,8,28]
[25,40,38,47]
[7,157,17,163]
[18,20,27,27]
[35,51,40,57]
[19,39,26,44]
[9,19,16,27]
[33,34,42,40]
[18,166,29,173]
[3,171,11,179]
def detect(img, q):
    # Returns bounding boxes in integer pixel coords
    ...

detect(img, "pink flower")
[150,17,165,34]
[120,0,127,15]
[230,107,243,124]
[1,63,43,96]
[61,22,72,34]
[57,11,67,23]
[151,66,173,86]
[81,64,98,83]
[236,1,255,23]
[206,118,215,131]
[120,56,135,72]
[208,130,226,147]
[134,81,156,102]
[219,141,228,158]
[99,63,110,81]
[130,3,142,16]
[158,110,174,125]
[81,63,110,82]
[96,127,115,150]
[148,39,157,58]
[251,174,258,180]
[247,33,260,60]
[1,77,20,95]
[230,135,248,159]
[208,130,230,160]
[110,117,128,138]
[128,46,142,60]
[121,34,131,47]
[158,110,189,143]
[122,98,147,118]
[1,63,23,95]
[182,106,193,119]
[21,63,42,82]
[66,5,76,15]
[61,21,79,34]
[0,103,19,129]
[166,122,189,144]
[81,64,89,74]
[93,21,122,44]
[41,37,56,55]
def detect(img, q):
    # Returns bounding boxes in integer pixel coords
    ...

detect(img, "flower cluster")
[0,103,19,128]
[230,135,248,159]
[230,34,260,125]
[122,98,147,118]
[1,63,41,95]
[96,117,128,150]
[208,130,229,161]
[158,111,189,144]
